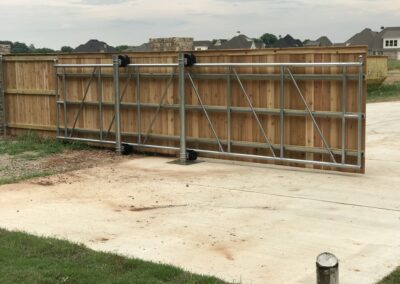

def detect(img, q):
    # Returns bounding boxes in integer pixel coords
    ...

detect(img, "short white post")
[316,252,339,284]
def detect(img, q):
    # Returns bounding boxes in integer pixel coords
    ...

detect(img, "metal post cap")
[316,252,338,268]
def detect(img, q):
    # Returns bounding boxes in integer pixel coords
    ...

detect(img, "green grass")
[378,267,400,284]
[0,132,88,158]
[0,229,227,284]
[367,82,400,103]
[0,170,54,186]
[388,59,400,71]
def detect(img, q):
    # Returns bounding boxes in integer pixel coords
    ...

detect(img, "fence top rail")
[55,64,113,68]
[192,62,363,67]
[55,62,363,68]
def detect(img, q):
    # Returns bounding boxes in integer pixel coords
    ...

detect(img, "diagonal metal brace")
[286,68,337,163]
[70,67,97,137]
[187,72,224,152]
[232,68,276,158]
[105,70,134,138]
[142,67,177,145]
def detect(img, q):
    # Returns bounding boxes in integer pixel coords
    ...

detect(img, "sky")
[0,0,399,49]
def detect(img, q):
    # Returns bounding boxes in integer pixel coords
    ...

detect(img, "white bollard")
[316,252,339,284]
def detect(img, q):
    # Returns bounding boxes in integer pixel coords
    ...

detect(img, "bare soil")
[0,149,126,183]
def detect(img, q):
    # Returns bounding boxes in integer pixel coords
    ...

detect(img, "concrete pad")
[1,101,400,284]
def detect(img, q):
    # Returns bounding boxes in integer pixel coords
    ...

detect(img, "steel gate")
[54,54,365,171]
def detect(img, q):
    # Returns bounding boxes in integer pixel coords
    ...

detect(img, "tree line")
[1,33,302,54]
[0,41,73,53]
[0,41,128,54]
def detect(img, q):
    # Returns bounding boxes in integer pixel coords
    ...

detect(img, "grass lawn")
[0,229,227,284]
[378,267,400,284]
[388,59,400,71]
[0,132,87,158]
[367,82,400,103]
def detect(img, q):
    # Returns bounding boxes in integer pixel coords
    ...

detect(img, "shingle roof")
[316,36,333,46]
[273,35,303,48]
[304,40,320,47]
[124,43,150,52]
[194,40,212,47]
[380,27,400,38]
[345,28,382,50]
[74,39,116,53]
[209,34,263,49]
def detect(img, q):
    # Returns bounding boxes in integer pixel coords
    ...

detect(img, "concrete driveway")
[1,101,400,284]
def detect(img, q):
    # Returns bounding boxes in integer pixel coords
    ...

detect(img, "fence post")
[316,252,339,284]
[178,53,186,164]
[0,55,6,136]
[54,58,60,138]
[113,55,122,154]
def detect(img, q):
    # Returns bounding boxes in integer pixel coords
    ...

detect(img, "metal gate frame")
[54,54,364,170]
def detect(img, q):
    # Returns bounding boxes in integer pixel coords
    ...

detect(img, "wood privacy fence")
[1,47,367,173]
[366,55,388,84]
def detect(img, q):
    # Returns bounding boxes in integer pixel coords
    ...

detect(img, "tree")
[259,33,278,46]
[60,46,74,53]
[115,45,129,52]
[11,42,31,53]
[33,48,55,53]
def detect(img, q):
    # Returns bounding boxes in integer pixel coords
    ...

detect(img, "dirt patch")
[0,148,127,184]
[213,245,235,261]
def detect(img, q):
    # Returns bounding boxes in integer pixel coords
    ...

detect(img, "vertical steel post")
[357,56,363,167]
[54,59,59,137]
[136,68,141,144]
[341,66,347,164]
[98,67,103,141]
[62,67,67,137]
[280,66,285,158]
[226,67,232,153]
[178,53,186,163]
[113,56,122,154]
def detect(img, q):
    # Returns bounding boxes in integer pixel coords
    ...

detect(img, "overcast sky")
[0,0,399,49]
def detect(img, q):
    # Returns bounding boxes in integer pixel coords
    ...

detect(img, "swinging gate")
[54,51,366,173]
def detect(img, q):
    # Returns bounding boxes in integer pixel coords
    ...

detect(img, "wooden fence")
[1,46,367,173]
[367,55,388,84]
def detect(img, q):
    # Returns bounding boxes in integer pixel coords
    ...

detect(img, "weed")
[388,59,400,71]
[367,82,400,103]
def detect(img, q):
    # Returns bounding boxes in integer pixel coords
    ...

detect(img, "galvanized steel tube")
[113,56,122,154]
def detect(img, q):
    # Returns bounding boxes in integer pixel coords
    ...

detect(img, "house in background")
[381,27,400,59]
[345,26,400,59]
[124,38,193,52]
[124,43,150,52]
[194,40,212,51]
[272,35,303,48]
[212,39,228,48]
[74,39,116,53]
[345,28,382,55]
[304,36,333,47]
[209,34,264,50]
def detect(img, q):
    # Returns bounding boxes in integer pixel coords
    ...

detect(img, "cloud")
[79,0,132,5]
[0,0,399,49]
